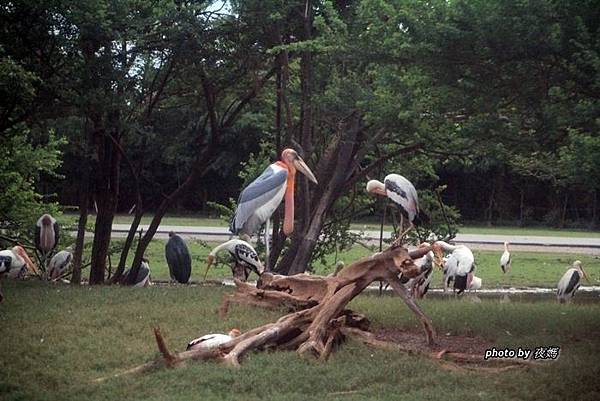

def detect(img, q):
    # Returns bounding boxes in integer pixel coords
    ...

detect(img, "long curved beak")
[581,266,591,284]
[293,157,318,184]
[17,248,39,276]
[203,255,215,281]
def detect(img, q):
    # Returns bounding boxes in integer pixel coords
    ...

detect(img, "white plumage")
[187,329,241,351]
[500,242,511,273]
[433,241,476,295]
[557,261,589,303]
[48,250,73,280]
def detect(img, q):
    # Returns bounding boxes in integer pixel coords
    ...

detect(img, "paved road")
[109,224,600,254]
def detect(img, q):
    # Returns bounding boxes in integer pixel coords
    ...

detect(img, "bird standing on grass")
[557,261,590,303]
[187,329,241,351]
[500,241,511,273]
[165,232,192,284]
[203,239,263,282]
[230,148,317,269]
[366,174,428,245]
[34,214,59,262]
[432,241,475,295]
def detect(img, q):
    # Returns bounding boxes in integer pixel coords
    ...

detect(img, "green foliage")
[0,125,65,244]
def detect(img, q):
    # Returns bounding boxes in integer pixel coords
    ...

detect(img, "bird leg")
[264,219,270,272]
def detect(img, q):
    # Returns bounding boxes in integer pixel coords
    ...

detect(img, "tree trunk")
[89,130,121,285]
[591,189,598,229]
[71,177,89,285]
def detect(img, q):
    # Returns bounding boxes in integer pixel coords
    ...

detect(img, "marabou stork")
[34,214,59,259]
[0,246,38,279]
[432,241,475,295]
[165,232,192,284]
[187,328,241,351]
[47,250,73,280]
[366,174,427,244]
[123,259,151,287]
[500,241,511,273]
[557,261,590,303]
[230,148,317,269]
[203,239,263,282]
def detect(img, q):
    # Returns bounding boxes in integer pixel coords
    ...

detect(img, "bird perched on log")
[187,328,241,351]
[34,214,59,260]
[0,246,38,279]
[230,148,317,269]
[432,241,475,295]
[500,241,511,273]
[47,250,73,280]
[122,259,151,287]
[366,174,428,245]
[203,239,263,282]
[165,232,191,284]
[557,260,590,303]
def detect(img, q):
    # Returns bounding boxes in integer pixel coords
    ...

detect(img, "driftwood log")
[100,244,533,380]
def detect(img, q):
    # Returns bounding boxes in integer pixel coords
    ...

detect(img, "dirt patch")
[374,328,492,356]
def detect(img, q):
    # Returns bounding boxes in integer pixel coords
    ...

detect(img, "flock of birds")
[0,148,593,311]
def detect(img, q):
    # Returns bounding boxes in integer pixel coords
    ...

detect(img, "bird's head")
[13,246,38,275]
[228,328,241,337]
[366,180,386,196]
[281,148,318,184]
[573,260,590,283]
[40,214,53,226]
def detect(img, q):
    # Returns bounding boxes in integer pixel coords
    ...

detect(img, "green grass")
[108,239,599,288]
[1,281,599,401]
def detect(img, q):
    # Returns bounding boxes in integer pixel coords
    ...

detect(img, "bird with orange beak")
[0,246,39,279]
[230,148,317,269]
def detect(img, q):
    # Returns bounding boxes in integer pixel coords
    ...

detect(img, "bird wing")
[234,242,262,272]
[384,174,419,221]
[454,246,475,275]
[165,235,191,283]
[500,251,510,267]
[230,165,288,235]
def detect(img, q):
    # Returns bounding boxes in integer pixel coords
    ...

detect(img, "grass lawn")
[0,281,599,401]
[107,239,600,289]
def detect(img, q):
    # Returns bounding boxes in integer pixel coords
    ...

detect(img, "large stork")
[204,239,263,282]
[366,174,427,244]
[165,232,192,284]
[123,259,151,287]
[187,329,241,351]
[230,148,317,268]
[0,246,38,279]
[432,241,475,295]
[557,261,590,303]
[34,214,59,261]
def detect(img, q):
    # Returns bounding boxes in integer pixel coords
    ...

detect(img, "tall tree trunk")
[591,189,598,229]
[89,130,121,285]
[71,176,89,285]
[560,193,568,228]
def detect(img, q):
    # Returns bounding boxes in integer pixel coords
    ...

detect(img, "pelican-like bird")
[230,148,317,268]
[500,241,511,273]
[366,174,427,244]
[0,246,38,279]
[203,239,264,282]
[34,214,59,258]
[47,250,73,280]
[165,232,191,284]
[187,328,241,351]
[557,260,590,303]
[123,259,151,287]
[432,241,475,295]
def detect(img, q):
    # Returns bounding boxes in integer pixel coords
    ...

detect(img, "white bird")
[0,246,38,279]
[500,241,511,273]
[187,328,241,351]
[204,239,264,281]
[366,174,428,243]
[432,241,475,295]
[557,261,590,303]
[468,276,482,291]
[47,250,73,280]
[230,148,317,269]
